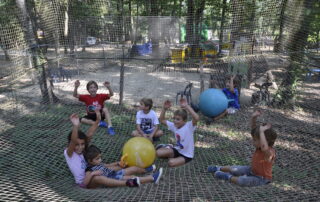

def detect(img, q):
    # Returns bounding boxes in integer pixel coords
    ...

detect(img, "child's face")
[89,153,102,166]
[88,84,98,96]
[74,138,86,154]
[139,102,150,112]
[173,115,185,128]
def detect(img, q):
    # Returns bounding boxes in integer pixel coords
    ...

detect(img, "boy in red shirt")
[207,110,277,186]
[74,80,115,135]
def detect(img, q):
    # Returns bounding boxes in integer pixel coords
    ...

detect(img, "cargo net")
[0,0,319,201]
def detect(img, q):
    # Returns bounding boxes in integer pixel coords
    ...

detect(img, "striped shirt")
[85,164,115,177]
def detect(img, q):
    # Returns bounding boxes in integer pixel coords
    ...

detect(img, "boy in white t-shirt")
[156,98,200,167]
[131,98,163,142]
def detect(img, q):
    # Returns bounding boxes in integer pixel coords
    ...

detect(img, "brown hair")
[174,109,188,121]
[84,145,101,163]
[67,130,88,151]
[251,126,277,147]
[86,80,98,91]
[140,98,153,110]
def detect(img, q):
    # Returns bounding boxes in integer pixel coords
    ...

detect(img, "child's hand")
[260,123,271,132]
[92,170,103,176]
[70,113,80,126]
[104,81,111,88]
[179,98,188,109]
[163,100,172,109]
[231,74,237,80]
[75,80,80,88]
[252,110,262,118]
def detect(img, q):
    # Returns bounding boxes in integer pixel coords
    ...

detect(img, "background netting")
[0,0,319,201]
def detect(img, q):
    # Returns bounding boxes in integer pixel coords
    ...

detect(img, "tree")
[273,0,317,107]
[274,0,288,53]
[16,0,58,104]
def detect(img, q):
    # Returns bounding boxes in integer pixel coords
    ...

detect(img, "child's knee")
[156,130,164,136]
[168,159,183,167]
[168,159,176,167]
[156,149,165,158]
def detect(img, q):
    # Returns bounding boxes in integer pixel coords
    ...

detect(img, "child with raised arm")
[209,74,240,121]
[64,110,163,188]
[207,110,277,187]
[131,98,163,142]
[73,80,115,135]
[156,98,200,167]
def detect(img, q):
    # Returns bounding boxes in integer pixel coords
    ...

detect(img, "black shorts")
[172,148,193,163]
[81,110,105,121]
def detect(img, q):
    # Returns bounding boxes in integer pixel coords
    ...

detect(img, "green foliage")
[307,2,320,45]
[273,62,305,107]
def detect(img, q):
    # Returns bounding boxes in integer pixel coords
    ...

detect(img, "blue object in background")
[199,88,228,117]
[131,42,152,56]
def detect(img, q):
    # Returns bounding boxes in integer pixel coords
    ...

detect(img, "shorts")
[226,107,238,114]
[172,148,193,163]
[81,109,105,121]
[107,169,125,180]
[229,166,271,187]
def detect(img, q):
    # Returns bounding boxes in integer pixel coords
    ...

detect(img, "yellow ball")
[122,137,156,168]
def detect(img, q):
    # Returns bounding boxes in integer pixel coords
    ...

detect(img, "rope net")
[0,0,319,201]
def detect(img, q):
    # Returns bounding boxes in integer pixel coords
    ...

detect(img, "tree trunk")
[125,0,132,41]
[248,0,256,55]
[150,0,160,56]
[218,0,227,55]
[16,0,58,104]
[186,0,194,45]
[274,0,288,53]
[274,0,316,107]
[193,0,206,58]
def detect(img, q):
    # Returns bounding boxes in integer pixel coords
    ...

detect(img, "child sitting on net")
[207,110,277,187]
[156,98,199,167]
[84,144,163,187]
[73,80,115,135]
[131,98,163,142]
[64,110,162,188]
[209,74,240,121]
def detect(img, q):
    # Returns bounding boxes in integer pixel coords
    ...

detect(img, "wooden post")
[119,45,125,105]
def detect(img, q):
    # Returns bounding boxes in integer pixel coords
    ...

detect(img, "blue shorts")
[108,169,125,180]
[143,129,153,134]
[229,166,271,187]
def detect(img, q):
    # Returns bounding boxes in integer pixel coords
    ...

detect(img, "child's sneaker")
[214,171,232,181]
[99,121,108,128]
[145,164,156,173]
[207,166,220,173]
[107,127,116,135]
[126,177,140,187]
[153,168,163,184]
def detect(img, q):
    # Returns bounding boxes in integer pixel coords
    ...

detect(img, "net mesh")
[0,0,319,201]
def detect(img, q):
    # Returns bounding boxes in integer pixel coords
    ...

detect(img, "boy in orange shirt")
[207,110,277,186]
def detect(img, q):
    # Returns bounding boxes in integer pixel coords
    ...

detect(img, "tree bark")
[150,0,160,56]
[274,0,288,53]
[218,0,227,55]
[274,0,316,106]
[16,0,58,104]
[186,0,194,45]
